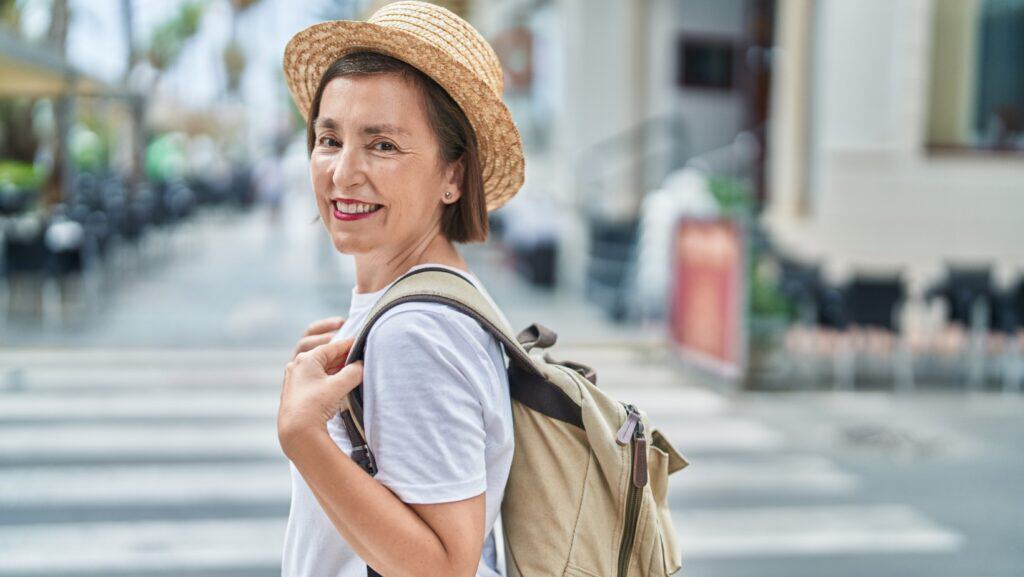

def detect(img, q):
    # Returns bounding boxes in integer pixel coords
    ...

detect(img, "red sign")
[669,219,744,378]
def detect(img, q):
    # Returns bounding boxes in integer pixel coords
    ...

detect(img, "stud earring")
[444,191,452,200]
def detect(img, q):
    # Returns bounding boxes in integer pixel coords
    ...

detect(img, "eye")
[318,136,340,148]
[372,140,397,152]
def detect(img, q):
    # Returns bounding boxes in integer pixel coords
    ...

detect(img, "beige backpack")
[341,267,690,577]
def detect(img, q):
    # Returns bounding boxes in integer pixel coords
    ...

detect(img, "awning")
[0,30,109,97]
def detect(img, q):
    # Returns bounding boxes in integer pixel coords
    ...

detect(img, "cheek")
[307,161,333,223]
[309,157,331,189]
[383,181,429,224]
[388,165,439,209]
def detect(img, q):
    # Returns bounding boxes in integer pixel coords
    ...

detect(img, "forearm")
[284,428,454,577]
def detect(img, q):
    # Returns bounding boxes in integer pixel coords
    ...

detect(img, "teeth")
[334,201,381,214]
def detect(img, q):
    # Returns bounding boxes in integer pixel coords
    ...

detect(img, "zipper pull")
[616,404,640,445]
[633,421,648,488]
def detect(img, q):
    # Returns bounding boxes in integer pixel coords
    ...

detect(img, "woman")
[276,2,524,577]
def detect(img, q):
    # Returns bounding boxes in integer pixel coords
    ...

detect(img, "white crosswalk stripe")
[0,392,279,420]
[0,463,289,506]
[0,423,280,462]
[667,454,860,494]
[675,504,964,558]
[0,518,285,574]
[1,366,282,391]
[0,348,289,367]
[655,417,788,452]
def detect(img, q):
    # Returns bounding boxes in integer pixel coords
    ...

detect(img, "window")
[974,0,1024,149]
[927,0,1024,152]
[676,36,736,91]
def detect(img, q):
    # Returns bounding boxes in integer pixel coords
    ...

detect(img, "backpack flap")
[516,322,558,352]
[651,428,689,475]
[542,351,597,385]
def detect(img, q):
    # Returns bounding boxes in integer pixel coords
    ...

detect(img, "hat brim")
[283,20,524,213]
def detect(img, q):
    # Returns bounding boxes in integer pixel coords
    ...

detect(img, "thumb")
[309,338,354,369]
[328,360,364,389]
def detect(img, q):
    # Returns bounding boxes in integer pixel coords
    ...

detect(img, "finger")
[304,316,345,337]
[327,360,364,388]
[294,333,333,358]
[334,336,356,355]
[307,337,355,368]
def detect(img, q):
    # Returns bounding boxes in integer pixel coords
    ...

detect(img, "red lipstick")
[331,199,383,221]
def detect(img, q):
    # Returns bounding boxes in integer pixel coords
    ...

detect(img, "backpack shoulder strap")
[340,267,548,437]
[346,266,542,377]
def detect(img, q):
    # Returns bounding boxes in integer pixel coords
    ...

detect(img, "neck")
[353,231,468,294]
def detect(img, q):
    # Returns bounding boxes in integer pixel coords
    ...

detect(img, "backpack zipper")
[615,403,641,446]
[616,404,647,577]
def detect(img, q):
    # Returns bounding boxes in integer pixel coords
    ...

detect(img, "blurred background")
[0,0,1022,575]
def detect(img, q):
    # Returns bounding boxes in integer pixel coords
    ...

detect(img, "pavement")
[1,190,1021,576]
[1,182,659,350]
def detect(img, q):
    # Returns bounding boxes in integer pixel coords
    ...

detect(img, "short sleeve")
[361,305,492,504]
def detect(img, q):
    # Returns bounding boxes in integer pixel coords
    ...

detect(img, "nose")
[330,143,366,192]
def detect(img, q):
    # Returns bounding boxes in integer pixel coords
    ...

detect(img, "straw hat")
[282,1,524,212]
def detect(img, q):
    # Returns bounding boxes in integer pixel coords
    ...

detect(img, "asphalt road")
[2,344,1020,577]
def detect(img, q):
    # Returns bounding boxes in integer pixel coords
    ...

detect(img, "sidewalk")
[1,187,661,351]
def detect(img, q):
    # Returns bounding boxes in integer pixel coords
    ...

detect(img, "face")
[310,74,462,258]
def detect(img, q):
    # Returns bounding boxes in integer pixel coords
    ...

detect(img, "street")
[1,197,1021,577]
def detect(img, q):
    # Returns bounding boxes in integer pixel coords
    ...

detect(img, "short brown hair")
[306,51,488,243]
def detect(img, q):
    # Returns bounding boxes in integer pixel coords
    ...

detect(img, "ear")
[442,156,465,205]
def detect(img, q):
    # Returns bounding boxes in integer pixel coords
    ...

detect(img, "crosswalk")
[597,361,966,567]
[0,348,965,576]
[1,518,285,575]
[0,349,289,576]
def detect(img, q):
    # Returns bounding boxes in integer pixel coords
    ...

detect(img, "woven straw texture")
[283,1,524,212]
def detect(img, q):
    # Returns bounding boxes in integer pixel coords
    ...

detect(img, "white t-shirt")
[282,263,515,577]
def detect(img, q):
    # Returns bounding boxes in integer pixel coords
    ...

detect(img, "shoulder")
[362,301,501,410]
[368,300,495,356]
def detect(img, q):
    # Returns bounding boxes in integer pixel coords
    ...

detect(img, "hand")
[278,337,364,456]
[292,316,346,362]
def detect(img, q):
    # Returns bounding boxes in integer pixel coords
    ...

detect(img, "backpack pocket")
[630,493,665,577]
[647,441,682,575]
[627,428,686,576]
[651,428,689,474]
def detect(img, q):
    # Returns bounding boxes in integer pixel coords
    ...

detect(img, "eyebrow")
[314,118,409,136]
[363,123,409,136]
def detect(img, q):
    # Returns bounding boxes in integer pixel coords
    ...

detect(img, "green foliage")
[70,123,109,172]
[0,0,21,32]
[146,1,206,70]
[0,159,45,190]
[749,253,794,318]
[707,174,752,215]
[145,132,187,183]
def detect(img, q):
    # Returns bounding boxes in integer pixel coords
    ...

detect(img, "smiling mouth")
[331,199,383,214]
[330,199,384,221]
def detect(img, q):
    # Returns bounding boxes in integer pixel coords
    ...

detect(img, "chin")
[329,234,370,256]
